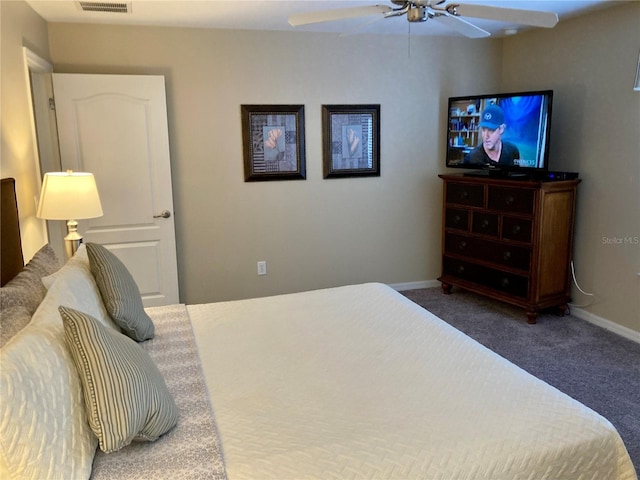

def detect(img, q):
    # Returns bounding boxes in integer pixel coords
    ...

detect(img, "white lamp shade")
[37,171,103,220]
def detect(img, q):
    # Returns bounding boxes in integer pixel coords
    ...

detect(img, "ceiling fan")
[288,1,559,38]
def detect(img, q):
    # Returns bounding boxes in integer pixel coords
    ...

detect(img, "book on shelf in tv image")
[446,90,553,173]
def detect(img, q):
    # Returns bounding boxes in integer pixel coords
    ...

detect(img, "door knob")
[153,210,171,219]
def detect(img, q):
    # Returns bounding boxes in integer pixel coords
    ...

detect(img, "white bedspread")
[188,283,637,480]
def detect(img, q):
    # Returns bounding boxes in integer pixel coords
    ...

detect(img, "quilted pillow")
[0,306,31,348]
[0,243,61,314]
[59,306,178,453]
[0,308,98,480]
[86,242,154,341]
[0,246,120,479]
[21,243,61,277]
[0,267,42,314]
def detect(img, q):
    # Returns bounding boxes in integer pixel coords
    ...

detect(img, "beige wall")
[501,1,640,333]
[4,1,637,334]
[46,23,501,303]
[0,0,51,261]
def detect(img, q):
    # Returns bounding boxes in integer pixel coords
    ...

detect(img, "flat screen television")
[446,90,553,177]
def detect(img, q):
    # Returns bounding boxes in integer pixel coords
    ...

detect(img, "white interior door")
[52,73,179,306]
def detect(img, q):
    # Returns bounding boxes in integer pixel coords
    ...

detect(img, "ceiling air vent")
[77,2,131,14]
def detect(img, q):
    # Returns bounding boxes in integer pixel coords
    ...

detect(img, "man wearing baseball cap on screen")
[469,104,520,166]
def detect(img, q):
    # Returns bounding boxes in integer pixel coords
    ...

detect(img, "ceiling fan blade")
[339,14,388,37]
[434,13,490,38]
[449,4,559,28]
[288,5,393,27]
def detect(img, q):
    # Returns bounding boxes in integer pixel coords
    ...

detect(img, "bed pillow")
[21,243,61,277]
[59,306,178,453]
[41,243,92,289]
[35,244,119,333]
[0,306,98,480]
[0,267,42,314]
[86,242,154,341]
[0,305,32,348]
[0,243,61,314]
[0,245,123,479]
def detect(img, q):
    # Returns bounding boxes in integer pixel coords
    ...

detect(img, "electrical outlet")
[257,261,267,276]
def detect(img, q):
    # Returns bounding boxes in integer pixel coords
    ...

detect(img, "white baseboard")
[571,306,640,344]
[389,280,441,291]
[389,280,640,345]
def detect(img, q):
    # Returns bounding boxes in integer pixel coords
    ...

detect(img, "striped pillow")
[86,243,154,341]
[59,306,178,453]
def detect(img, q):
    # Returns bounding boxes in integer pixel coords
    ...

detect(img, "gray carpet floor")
[401,287,640,473]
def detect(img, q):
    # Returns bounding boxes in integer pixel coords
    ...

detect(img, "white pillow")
[0,320,98,480]
[0,246,118,479]
[39,244,119,332]
[0,320,97,479]
[40,243,88,289]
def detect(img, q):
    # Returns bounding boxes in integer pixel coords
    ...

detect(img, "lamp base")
[64,219,83,258]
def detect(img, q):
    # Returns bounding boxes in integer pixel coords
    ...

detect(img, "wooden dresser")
[438,173,580,323]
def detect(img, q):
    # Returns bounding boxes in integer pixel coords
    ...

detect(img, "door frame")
[22,47,65,260]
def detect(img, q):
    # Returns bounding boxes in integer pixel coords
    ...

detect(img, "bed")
[1,177,637,480]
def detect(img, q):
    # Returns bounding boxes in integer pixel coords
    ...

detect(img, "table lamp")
[37,171,103,258]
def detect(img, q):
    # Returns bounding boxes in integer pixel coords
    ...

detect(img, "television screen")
[446,90,553,174]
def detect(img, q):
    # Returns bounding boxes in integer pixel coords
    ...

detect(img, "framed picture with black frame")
[241,104,306,182]
[322,104,380,179]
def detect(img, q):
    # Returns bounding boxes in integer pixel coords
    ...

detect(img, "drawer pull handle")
[503,251,512,261]
[458,241,467,251]
[505,196,514,206]
[481,220,490,229]
[456,265,465,274]
[512,225,521,234]
[453,215,461,223]
[460,191,469,199]
[500,278,510,288]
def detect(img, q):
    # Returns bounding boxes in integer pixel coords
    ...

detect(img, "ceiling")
[26,0,616,37]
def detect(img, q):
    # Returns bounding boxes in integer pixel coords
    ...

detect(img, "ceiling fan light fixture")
[288,1,559,38]
[407,6,427,22]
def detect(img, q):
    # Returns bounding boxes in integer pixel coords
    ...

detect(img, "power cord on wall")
[567,260,595,309]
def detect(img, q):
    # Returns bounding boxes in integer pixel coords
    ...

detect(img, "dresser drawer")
[445,208,469,231]
[446,183,484,207]
[488,187,534,214]
[472,212,499,237]
[502,216,533,243]
[444,233,531,271]
[443,257,529,298]
[439,174,580,322]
